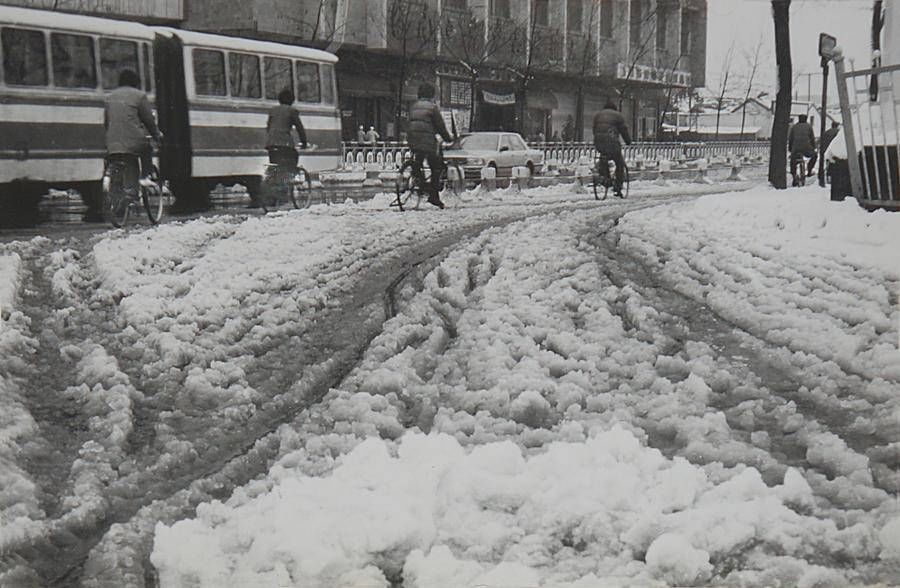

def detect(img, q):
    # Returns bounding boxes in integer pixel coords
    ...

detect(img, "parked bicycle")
[393,147,463,211]
[591,154,630,200]
[102,144,168,228]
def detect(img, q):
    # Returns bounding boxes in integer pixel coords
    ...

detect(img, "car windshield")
[459,135,499,151]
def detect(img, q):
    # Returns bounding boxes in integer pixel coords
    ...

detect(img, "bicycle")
[790,152,812,187]
[393,150,463,211]
[591,153,630,200]
[260,163,314,212]
[102,147,168,228]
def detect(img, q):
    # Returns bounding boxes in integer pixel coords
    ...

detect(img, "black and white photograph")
[0,0,898,586]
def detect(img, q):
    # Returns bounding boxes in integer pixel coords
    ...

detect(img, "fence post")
[833,50,865,201]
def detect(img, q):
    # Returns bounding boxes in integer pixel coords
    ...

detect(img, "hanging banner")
[482,90,517,106]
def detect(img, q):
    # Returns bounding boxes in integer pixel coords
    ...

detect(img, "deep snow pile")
[149,185,900,587]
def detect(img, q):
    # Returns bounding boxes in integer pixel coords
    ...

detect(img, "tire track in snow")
[584,222,897,512]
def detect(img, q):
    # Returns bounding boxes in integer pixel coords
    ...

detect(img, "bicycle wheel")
[592,161,609,201]
[446,163,464,195]
[394,160,419,211]
[289,167,314,209]
[260,166,281,214]
[142,166,165,225]
[103,164,131,228]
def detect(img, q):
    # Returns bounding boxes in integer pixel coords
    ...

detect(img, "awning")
[525,89,558,110]
[338,73,393,98]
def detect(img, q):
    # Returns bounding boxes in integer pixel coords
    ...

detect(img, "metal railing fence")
[340,140,769,170]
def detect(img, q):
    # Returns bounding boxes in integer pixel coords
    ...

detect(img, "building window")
[441,77,471,107]
[193,48,226,96]
[600,0,614,37]
[630,0,642,49]
[681,9,693,55]
[533,0,549,26]
[444,0,466,10]
[491,0,510,18]
[657,3,668,50]
[264,56,293,100]
[295,61,321,103]
[567,0,583,31]
[100,38,138,90]
[2,27,48,86]
[51,33,96,89]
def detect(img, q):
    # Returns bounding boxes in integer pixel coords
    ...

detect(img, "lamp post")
[817,33,837,187]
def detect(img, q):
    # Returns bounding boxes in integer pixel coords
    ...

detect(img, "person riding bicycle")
[788,114,817,186]
[407,83,454,209]
[592,99,632,198]
[266,88,308,171]
[104,69,163,197]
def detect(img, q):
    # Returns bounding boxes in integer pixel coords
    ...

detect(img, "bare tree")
[504,2,559,137]
[440,5,523,131]
[383,0,439,137]
[769,0,792,189]
[611,1,661,140]
[739,35,765,139]
[713,41,736,140]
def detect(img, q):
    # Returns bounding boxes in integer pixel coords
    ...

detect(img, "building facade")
[2,0,707,141]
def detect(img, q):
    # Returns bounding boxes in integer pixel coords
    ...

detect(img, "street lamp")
[817,33,838,187]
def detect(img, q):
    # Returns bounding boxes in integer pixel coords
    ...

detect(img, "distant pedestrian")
[821,121,840,153]
[551,130,561,142]
[365,126,380,144]
[357,125,366,143]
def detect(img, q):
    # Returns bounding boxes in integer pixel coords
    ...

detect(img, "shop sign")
[482,90,516,105]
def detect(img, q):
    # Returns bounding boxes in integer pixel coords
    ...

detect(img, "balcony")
[4,0,184,21]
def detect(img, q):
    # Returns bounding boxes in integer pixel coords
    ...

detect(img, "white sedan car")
[444,132,544,180]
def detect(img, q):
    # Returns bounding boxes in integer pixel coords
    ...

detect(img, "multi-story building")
[1,0,706,141]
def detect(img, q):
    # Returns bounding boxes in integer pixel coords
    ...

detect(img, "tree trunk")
[574,83,585,141]
[395,61,408,140]
[470,74,479,132]
[769,0,791,189]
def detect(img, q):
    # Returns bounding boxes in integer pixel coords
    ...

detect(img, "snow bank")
[153,429,842,588]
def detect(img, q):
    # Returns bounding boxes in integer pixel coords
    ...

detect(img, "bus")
[0,6,341,225]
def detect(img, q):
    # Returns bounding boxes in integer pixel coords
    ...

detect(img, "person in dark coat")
[592,100,632,198]
[104,69,163,193]
[788,114,817,185]
[266,88,308,170]
[407,83,454,208]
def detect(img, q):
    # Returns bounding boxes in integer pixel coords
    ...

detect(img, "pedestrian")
[357,125,366,143]
[407,83,455,209]
[821,121,840,153]
[265,87,308,172]
[788,114,817,186]
[592,100,632,198]
[365,126,380,144]
[104,69,163,196]
[562,115,575,142]
[551,130,561,142]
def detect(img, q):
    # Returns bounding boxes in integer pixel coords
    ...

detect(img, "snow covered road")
[1,182,898,587]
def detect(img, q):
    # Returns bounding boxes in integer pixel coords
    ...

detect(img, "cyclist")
[592,99,632,198]
[788,114,817,186]
[104,69,163,197]
[407,83,454,209]
[266,88,308,172]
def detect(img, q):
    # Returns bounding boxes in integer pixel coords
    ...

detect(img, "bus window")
[1,27,48,86]
[100,38,138,90]
[264,56,292,100]
[193,48,226,96]
[229,52,261,99]
[320,63,335,105]
[51,32,97,88]
[142,42,153,92]
[295,61,320,103]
